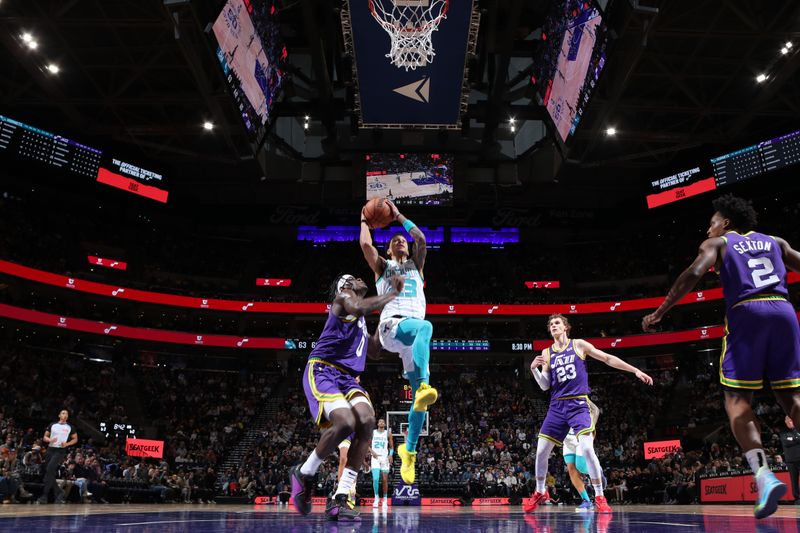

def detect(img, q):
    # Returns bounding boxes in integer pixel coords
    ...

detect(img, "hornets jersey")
[377,259,426,321]
[372,429,389,457]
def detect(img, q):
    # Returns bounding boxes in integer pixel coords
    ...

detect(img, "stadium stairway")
[215,378,289,492]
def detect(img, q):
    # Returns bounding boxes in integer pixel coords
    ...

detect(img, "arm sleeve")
[532,367,551,391]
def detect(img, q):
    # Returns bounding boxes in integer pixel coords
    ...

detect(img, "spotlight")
[46,63,59,74]
[26,39,38,50]
[21,32,33,43]
[304,115,310,121]
[510,125,516,133]
[756,73,767,83]
[786,41,793,49]
[303,122,309,130]
[508,117,515,124]
[202,121,214,131]
[781,47,789,55]
[605,127,616,136]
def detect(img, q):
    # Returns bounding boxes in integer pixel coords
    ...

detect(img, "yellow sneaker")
[398,443,417,484]
[412,383,438,412]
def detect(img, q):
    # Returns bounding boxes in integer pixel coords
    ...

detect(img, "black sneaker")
[289,465,315,515]
[325,493,361,521]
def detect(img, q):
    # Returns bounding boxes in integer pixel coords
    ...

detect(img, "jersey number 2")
[748,257,780,288]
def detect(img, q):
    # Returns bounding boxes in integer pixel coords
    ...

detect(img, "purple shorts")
[721,298,800,390]
[538,396,594,446]
[303,358,368,427]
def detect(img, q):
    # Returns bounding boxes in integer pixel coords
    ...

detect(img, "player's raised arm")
[775,236,800,274]
[335,276,404,317]
[530,350,551,390]
[386,199,427,273]
[576,339,653,385]
[360,209,387,278]
[642,237,723,332]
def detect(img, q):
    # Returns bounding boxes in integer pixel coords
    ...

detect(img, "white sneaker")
[373,497,379,508]
[382,497,388,509]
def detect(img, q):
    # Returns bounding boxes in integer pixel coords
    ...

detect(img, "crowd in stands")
[0,337,795,506]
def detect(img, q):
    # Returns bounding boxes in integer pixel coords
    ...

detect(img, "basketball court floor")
[1,504,798,532]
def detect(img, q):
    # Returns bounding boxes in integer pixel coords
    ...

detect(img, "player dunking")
[360,200,438,484]
[643,195,800,519]
[291,274,402,521]
[370,417,394,509]
[527,314,653,514]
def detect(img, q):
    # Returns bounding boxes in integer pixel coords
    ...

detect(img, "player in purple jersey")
[643,195,800,519]
[526,314,653,515]
[291,273,403,521]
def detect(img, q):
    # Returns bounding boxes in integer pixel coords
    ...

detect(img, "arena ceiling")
[0,0,798,199]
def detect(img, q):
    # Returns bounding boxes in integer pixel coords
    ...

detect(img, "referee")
[37,409,77,504]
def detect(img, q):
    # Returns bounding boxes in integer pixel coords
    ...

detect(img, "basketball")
[363,198,394,229]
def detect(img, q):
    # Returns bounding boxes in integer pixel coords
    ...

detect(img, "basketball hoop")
[368,0,449,71]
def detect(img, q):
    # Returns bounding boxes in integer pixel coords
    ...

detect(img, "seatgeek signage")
[345,0,476,127]
[125,438,164,459]
[643,439,681,459]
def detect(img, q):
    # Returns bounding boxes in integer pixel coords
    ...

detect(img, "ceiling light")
[508,117,515,123]
[786,41,793,49]
[605,127,616,136]
[46,63,59,74]
[781,47,789,55]
[26,39,38,50]
[303,122,309,130]
[202,121,214,131]
[510,125,516,133]
[756,73,767,83]
[21,32,33,43]
[304,115,310,121]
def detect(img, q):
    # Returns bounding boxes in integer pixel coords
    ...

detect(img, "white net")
[368,0,449,71]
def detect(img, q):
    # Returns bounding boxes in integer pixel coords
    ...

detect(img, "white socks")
[335,467,358,496]
[300,450,323,476]
[745,448,767,475]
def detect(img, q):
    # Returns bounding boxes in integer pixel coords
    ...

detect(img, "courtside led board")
[343,0,478,128]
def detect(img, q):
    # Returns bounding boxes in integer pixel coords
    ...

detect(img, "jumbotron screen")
[535,1,609,143]
[365,153,454,207]
[212,0,286,145]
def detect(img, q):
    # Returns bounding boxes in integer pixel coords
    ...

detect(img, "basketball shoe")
[594,495,612,514]
[289,465,314,515]
[754,466,787,519]
[523,491,548,513]
[325,493,361,521]
[397,443,417,484]
[413,383,438,412]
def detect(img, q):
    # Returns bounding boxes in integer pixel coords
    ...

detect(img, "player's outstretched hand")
[390,275,405,294]
[641,312,661,332]
[635,369,654,385]
[530,354,546,373]
[384,199,401,221]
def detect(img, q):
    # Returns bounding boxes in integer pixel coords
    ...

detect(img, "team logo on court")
[201,299,209,308]
[195,335,204,345]
[57,317,67,327]
[66,278,75,288]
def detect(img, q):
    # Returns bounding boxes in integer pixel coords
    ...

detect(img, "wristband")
[389,449,394,457]
[402,219,416,233]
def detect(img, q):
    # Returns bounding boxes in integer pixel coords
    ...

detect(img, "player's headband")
[336,275,355,294]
